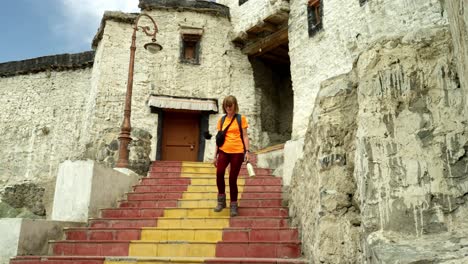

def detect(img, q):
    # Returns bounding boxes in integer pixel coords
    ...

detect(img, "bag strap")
[220,114,236,132]
[237,114,246,153]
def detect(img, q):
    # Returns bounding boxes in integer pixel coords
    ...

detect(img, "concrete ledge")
[283,139,304,186]
[0,218,84,264]
[256,144,284,177]
[51,160,140,222]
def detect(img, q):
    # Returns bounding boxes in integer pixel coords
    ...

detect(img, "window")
[307,0,323,37]
[239,0,249,5]
[181,34,201,64]
[359,0,368,6]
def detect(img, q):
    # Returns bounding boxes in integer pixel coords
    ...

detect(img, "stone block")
[51,160,140,222]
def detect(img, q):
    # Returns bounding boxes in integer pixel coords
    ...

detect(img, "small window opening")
[307,0,323,37]
[359,0,368,6]
[181,34,201,64]
[239,0,249,5]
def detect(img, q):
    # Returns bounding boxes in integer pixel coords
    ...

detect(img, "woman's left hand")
[244,152,250,162]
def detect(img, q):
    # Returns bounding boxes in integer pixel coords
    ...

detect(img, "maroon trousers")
[216,151,244,202]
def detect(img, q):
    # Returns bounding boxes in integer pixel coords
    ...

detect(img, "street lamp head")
[144,39,163,54]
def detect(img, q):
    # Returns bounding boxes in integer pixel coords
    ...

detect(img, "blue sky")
[0,0,139,63]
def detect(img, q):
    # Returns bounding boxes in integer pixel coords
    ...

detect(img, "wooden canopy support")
[242,24,288,56]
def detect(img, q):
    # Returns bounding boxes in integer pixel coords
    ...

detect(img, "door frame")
[154,108,209,161]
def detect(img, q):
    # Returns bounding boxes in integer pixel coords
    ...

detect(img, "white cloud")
[55,0,140,51]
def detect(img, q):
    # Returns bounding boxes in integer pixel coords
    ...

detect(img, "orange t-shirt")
[217,114,248,154]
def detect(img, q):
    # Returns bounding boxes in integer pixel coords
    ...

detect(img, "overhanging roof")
[148,95,218,113]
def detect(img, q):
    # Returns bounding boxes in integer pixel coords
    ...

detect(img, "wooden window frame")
[359,0,368,6]
[239,0,249,6]
[307,0,323,37]
[181,34,201,65]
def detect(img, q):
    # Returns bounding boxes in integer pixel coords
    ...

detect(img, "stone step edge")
[147,175,275,178]
[49,240,301,244]
[100,206,288,211]
[88,216,290,220]
[12,256,309,263]
[64,227,298,231]
[119,198,284,202]
[134,183,283,187]
[126,191,283,194]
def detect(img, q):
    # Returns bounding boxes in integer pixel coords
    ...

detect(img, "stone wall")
[446,0,468,115]
[290,70,361,263]
[288,0,448,139]
[217,0,290,39]
[0,67,93,218]
[290,18,468,264]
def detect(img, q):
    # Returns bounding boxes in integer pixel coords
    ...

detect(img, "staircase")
[11,161,306,264]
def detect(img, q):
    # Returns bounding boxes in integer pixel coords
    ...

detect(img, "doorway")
[160,111,201,161]
[250,48,293,148]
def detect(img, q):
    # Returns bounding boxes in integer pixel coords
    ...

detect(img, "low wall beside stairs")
[51,160,141,222]
[0,218,84,264]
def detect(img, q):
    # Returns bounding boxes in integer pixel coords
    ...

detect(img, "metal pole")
[116,14,160,168]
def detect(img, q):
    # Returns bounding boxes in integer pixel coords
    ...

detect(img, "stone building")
[0,0,467,263]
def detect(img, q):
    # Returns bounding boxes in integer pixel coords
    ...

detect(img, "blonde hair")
[222,95,239,114]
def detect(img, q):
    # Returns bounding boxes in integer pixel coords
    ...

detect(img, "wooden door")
[161,111,200,161]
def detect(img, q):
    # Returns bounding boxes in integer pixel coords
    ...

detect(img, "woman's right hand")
[213,156,218,167]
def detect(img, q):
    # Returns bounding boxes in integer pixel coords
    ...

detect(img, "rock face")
[290,21,468,264]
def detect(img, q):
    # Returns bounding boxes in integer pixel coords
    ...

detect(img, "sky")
[0,0,140,63]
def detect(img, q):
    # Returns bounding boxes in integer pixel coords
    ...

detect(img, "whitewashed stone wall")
[291,26,468,263]
[218,0,290,38]
[288,0,448,139]
[0,69,92,217]
[289,1,468,262]
[86,10,258,165]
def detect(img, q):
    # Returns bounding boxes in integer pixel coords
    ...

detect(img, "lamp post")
[116,14,163,168]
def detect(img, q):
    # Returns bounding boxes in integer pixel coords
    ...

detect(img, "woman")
[213,95,250,217]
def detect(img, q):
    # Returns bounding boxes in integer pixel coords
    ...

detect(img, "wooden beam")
[259,53,290,65]
[242,25,288,56]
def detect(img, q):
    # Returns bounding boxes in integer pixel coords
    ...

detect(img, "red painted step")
[149,166,182,173]
[65,227,141,241]
[88,218,157,228]
[216,241,301,258]
[100,208,164,218]
[51,241,129,256]
[133,184,189,192]
[240,192,282,199]
[126,192,184,200]
[119,199,179,208]
[140,178,191,185]
[229,217,291,228]
[222,228,299,242]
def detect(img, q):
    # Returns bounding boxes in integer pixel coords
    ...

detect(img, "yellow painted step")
[181,167,217,174]
[178,199,218,208]
[180,172,216,178]
[129,241,216,257]
[182,162,214,167]
[156,217,230,228]
[140,227,224,241]
[105,256,206,264]
[164,208,231,218]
